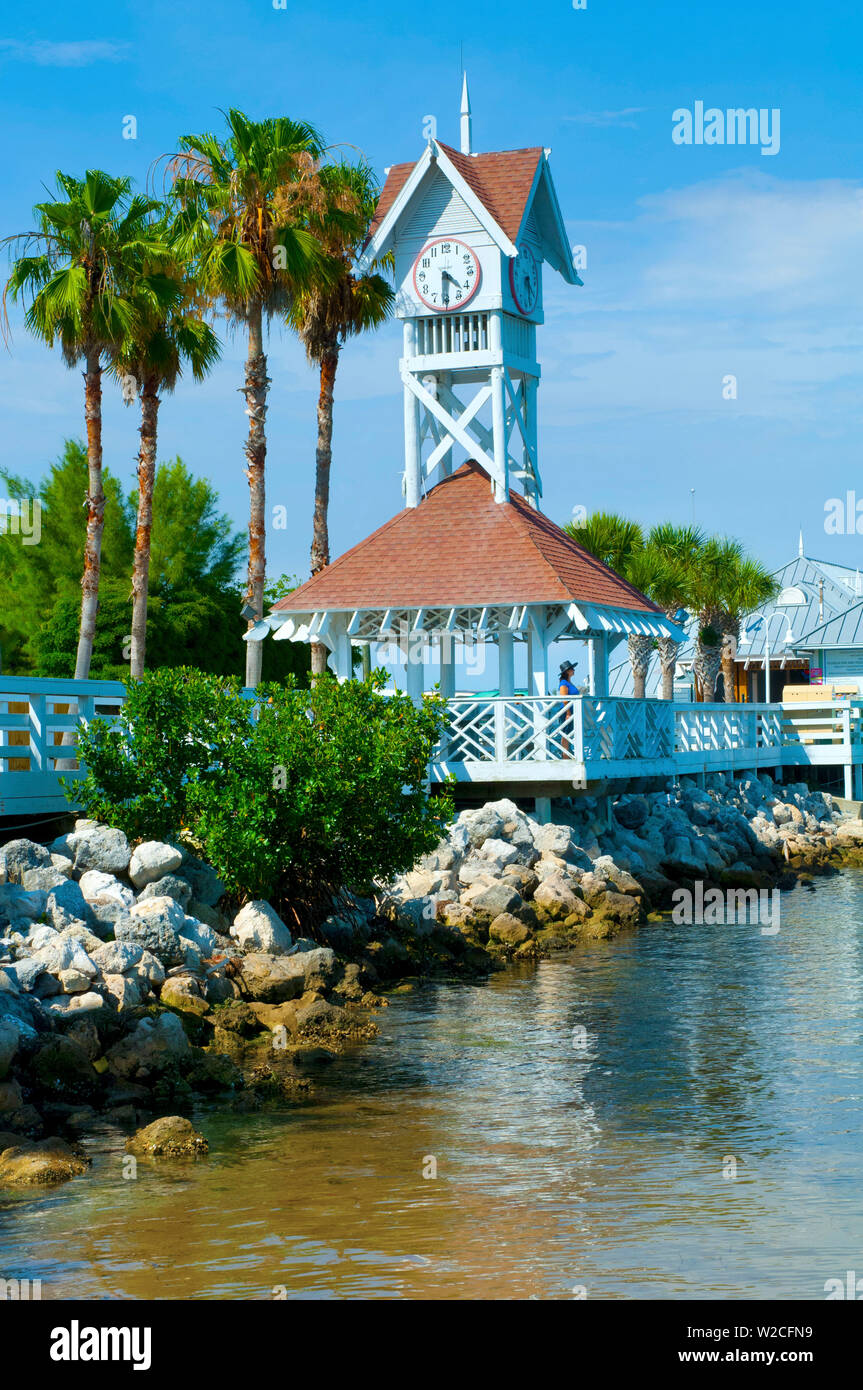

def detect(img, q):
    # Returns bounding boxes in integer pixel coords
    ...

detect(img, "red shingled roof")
[368,143,543,245]
[273,461,660,614]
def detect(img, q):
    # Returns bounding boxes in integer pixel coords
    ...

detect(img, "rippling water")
[3,871,863,1300]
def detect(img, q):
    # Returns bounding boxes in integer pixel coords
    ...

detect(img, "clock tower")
[359,75,582,510]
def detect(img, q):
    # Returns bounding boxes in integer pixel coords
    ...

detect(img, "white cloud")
[541,172,863,424]
[0,39,128,67]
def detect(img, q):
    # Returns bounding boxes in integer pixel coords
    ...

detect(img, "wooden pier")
[3,678,863,822]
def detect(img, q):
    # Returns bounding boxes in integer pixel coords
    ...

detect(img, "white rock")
[230,900,293,956]
[128,841,184,889]
[79,870,135,907]
[102,973,143,1010]
[478,837,520,869]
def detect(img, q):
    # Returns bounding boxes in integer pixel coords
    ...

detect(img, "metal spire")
[460,71,472,154]
[798,528,804,557]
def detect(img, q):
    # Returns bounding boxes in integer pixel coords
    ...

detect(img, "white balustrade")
[0,677,126,815]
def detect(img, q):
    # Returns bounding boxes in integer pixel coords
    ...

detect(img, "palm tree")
[689,537,744,701]
[564,511,644,576]
[647,523,705,698]
[111,220,220,678]
[716,557,779,702]
[289,160,394,675]
[4,170,161,677]
[564,512,655,694]
[169,109,329,688]
[624,545,690,698]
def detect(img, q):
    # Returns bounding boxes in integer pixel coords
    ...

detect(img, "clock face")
[412,237,481,312]
[509,243,540,315]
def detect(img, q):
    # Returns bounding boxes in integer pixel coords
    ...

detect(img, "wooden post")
[403,322,421,508]
[438,633,455,698]
[528,609,548,695]
[406,626,424,705]
[490,364,508,503]
[523,374,539,507]
[591,635,609,697]
[498,630,515,697]
[330,617,353,681]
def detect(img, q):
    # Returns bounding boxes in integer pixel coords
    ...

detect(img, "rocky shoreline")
[2,771,863,1185]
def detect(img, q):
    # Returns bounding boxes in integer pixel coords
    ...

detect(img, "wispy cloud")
[564,108,646,129]
[0,39,128,67]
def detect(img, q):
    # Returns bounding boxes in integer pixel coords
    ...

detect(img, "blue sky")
[2,0,863,595]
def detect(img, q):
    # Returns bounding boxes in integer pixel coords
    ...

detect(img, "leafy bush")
[71,666,250,841]
[72,666,453,927]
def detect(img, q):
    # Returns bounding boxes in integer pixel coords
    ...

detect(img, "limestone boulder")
[230,901,293,956]
[128,840,184,889]
[178,917,221,958]
[138,874,193,910]
[0,1019,20,1079]
[46,878,94,931]
[102,974,144,1011]
[614,796,648,830]
[533,874,584,923]
[126,1115,208,1158]
[72,826,132,875]
[457,805,505,848]
[488,914,531,947]
[78,870,135,908]
[160,975,209,1018]
[119,897,185,966]
[105,1012,190,1079]
[0,1137,89,1186]
[460,879,522,923]
[0,839,52,886]
[20,866,68,894]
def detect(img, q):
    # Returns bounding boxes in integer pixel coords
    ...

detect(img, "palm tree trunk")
[695,634,723,701]
[130,377,160,679]
[628,634,653,699]
[73,348,105,680]
[720,626,738,703]
[244,299,269,689]
[310,347,338,677]
[656,635,679,699]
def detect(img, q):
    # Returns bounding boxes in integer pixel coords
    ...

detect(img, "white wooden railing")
[3,680,863,815]
[0,677,125,816]
[435,694,863,779]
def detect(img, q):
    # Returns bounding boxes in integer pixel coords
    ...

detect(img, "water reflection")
[2,873,863,1299]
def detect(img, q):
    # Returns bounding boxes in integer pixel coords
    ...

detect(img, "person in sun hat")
[558,660,581,698]
[557,659,583,755]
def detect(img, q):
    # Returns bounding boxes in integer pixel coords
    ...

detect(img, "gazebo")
[266,461,683,808]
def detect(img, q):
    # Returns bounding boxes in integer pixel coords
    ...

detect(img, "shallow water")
[3,872,863,1300]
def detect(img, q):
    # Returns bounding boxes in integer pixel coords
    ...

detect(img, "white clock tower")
[358,76,582,510]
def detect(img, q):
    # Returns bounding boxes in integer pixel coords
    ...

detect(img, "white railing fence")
[0,678,126,815]
[439,695,863,768]
[3,680,863,815]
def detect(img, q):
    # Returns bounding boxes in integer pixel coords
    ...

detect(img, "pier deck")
[2,679,863,820]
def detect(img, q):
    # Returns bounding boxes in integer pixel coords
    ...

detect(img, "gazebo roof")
[273,461,661,616]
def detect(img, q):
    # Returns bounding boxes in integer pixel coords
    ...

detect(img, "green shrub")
[72,667,453,928]
[70,666,251,842]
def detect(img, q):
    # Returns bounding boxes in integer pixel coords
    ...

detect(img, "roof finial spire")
[798,527,804,557]
[460,71,472,155]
